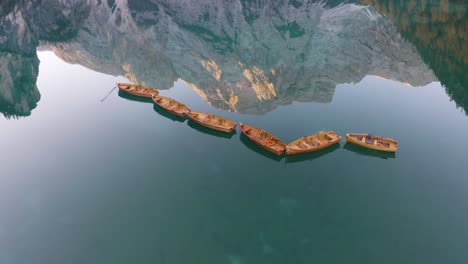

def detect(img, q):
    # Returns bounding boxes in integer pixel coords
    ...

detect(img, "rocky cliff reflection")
[0,52,39,118]
[0,0,89,118]
[361,0,467,114]
[0,0,466,117]
[48,0,436,115]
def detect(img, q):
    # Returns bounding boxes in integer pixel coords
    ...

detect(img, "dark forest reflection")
[361,0,467,114]
[0,53,39,118]
[0,0,466,118]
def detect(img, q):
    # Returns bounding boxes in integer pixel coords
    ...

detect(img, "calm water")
[1,0,468,263]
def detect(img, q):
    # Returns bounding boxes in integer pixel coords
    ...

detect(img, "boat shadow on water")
[285,143,340,163]
[152,104,186,122]
[343,143,396,159]
[240,134,284,162]
[119,90,186,122]
[187,120,237,139]
[118,90,154,104]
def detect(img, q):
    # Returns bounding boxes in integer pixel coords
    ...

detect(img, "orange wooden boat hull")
[117,83,159,98]
[286,132,341,155]
[346,133,398,152]
[187,112,236,133]
[152,95,190,118]
[240,123,286,155]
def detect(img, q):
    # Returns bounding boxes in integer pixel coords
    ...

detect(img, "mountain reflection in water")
[0,0,466,118]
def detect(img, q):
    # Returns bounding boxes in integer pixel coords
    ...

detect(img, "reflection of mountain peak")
[1,0,442,116]
[44,0,436,114]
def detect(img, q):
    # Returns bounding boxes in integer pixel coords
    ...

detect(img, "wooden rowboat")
[286,131,341,155]
[240,123,286,155]
[346,133,398,152]
[152,95,190,118]
[117,83,159,98]
[187,111,236,133]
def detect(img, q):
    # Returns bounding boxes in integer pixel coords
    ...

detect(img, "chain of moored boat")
[117,83,398,156]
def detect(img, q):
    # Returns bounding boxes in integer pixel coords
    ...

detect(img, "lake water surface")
[1,0,467,263]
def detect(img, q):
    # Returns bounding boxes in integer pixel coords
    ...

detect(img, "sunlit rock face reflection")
[48,0,436,114]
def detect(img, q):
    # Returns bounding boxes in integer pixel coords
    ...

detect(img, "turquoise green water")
[1,0,468,263]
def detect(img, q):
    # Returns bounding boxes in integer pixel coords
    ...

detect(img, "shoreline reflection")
[1,0,466,118]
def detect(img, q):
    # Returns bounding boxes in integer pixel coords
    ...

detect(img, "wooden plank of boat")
[346,133,398,152]
[117,83,159,98]
[152,95,190,118]
[187,111,236,133]
[286,131,342,155]
[239,123,286,155]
